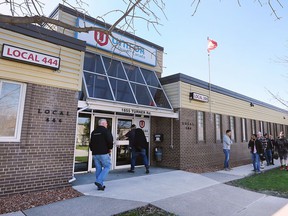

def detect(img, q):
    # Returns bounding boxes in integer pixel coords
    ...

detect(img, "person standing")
[257,132,267,169]
[89,119,113,191]
[248,134,263,174]
[126,126,149,174]
[223,130,233,171]
[264,133,273,166]
[269,134,276,165]
[275,131,288,170]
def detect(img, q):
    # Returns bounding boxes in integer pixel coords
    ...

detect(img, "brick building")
[155,73,288,170]
[1,4,288,197]
[0,23,85,196]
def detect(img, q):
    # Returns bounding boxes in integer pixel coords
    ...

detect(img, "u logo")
[94,31,109,46]
[139,120,145,128]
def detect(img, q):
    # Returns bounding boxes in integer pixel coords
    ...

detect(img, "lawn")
[227,168,288,198]
[76,145,89,150]
[75,156,88,163]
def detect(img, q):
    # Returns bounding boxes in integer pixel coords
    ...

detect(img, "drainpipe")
[69,105,89,183]
[170,118,174,149]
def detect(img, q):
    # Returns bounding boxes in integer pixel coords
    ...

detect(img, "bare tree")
[0,0,286,35]
[0,0,286,65]
[0,0,165,37]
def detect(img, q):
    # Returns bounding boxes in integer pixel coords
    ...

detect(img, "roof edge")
[160,73,287,113]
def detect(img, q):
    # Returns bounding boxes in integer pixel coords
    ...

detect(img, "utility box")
[154,134,164,142]
[154,147,163,162]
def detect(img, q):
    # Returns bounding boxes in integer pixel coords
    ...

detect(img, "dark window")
[130,83,153,106]
[141,68,160,87]
[123,63,145,84]
[84,53,105,74]
[149,87,171,109]
[84,72,113,100]
[82,52,173,110]
[102,57,126,79]
[109,78,136,103]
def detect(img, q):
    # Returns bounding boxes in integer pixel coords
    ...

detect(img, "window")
[149,87,171,108]
[280,124,284,133]
[109,78,136,103]
[251,120,256,134]
[0,80,26,142]
[83,52,172,109]
[268,122,272,135]
[229,116,235,141]
[273,123,278,138]
[260,121,264,133]
[241,118,247,142]
[215,114,221,141]
[197,111,205,141]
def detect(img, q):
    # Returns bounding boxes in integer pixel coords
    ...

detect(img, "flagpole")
[207,37,212,121]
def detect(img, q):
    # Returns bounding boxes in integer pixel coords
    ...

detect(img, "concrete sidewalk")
[2,161,288,216]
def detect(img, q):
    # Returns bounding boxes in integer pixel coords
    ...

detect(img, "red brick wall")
[150,116,180,169]
[0,83,77,196]
[151,108,254,171]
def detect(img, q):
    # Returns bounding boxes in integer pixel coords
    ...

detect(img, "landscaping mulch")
[0,187,83,214]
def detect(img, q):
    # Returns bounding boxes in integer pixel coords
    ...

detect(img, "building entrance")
[74,112,150,173]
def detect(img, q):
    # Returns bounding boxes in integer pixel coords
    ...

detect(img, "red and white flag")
[207,39,218,53]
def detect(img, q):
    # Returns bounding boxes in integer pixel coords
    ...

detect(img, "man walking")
[223,129,233,171]
[89,119,113,191]
[126,125,149,174]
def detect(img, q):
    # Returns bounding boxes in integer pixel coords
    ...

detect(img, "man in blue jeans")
[223,129,233,171]
[125,125,149,174]
[248,134,263,174]
[89,119,113,191]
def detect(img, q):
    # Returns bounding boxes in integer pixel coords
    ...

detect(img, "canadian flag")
[207,39,218,53]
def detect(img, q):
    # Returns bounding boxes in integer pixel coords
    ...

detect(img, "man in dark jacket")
[89,119,113,190]
[125,126,149,174]
[248,134,263,174]
[264,133,273,166]
[275,131,288,170]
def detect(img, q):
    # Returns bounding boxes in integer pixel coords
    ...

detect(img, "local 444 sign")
[2,44,61,70]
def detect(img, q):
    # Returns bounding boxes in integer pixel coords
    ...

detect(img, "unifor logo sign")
[94,31,109,46]
[76,18,157,66]
[139,120,145,128]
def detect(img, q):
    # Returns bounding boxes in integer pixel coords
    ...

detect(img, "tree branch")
[108,0,142,33]
[0,14,110,33]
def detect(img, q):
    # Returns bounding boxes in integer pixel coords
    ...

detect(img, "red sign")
[1,44,61,70]
[94,31,109,46]
[139,120,145,128]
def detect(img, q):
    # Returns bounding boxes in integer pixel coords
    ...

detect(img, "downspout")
[69,105,89,183]
[170,118,174,149]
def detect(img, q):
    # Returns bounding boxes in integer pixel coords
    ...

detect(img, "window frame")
[0,80,26,142]
[197,111,205,142]
[215,114,221,142]
[260,121,264,133]
[241,118,247,142]
[251,119,256,134]
[229,116,236,141]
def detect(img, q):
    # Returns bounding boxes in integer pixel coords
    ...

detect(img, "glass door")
[74,113,91,172]
[114,118,132,169]
[89,116,114,171]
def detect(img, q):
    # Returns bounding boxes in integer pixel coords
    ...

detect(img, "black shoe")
[97,185,105,191]
[127,170,135,173]
[95,182,105,191]
[146,169,149,174]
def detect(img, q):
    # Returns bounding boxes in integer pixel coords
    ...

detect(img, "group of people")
[89,119,149,191]
[223,129,288,174]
